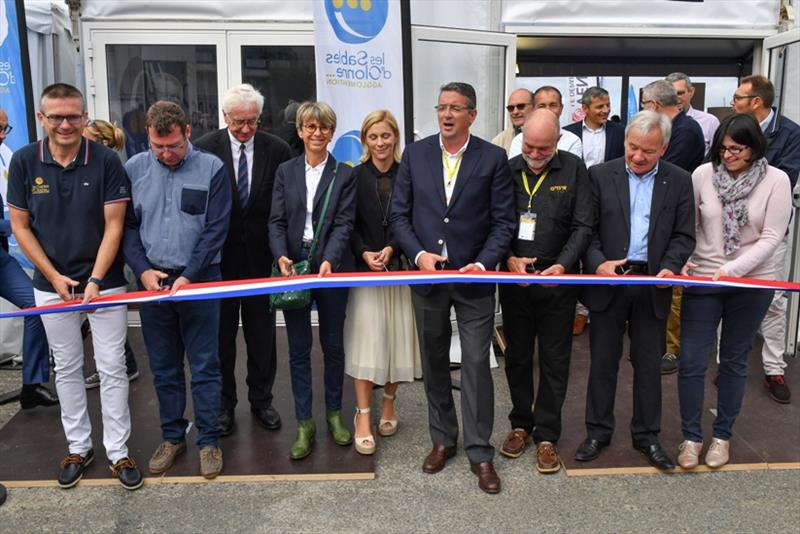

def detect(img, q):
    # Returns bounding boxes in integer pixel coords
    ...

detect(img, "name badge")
[518,211,537,241]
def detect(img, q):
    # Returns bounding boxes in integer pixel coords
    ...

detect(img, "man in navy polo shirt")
[7,83,141,490]
[123,101,231,479]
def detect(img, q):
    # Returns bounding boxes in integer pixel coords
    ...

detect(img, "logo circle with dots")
[325,0,389,44]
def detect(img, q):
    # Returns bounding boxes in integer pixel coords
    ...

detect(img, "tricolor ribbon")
[2,270,798,319]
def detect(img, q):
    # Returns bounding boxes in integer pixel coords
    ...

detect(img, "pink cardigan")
[690,162,792,280]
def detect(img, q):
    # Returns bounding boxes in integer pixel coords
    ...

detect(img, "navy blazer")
[390,134,516,297]
[564,120,625,165]
[268,154,356,272]
[581,157,695,318]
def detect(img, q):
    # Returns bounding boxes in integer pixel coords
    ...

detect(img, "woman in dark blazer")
[268,101,356,460]
[343,110,421,455]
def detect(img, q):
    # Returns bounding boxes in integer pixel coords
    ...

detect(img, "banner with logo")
[313,0,405,166]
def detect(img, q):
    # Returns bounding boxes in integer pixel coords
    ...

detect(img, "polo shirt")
[6,138,130,292]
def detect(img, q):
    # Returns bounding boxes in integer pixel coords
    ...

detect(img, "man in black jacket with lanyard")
[498,109,593,473]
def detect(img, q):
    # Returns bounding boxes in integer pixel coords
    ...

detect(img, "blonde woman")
[345,110,421,455]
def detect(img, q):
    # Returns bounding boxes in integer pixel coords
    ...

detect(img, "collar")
[759,108,775,133]
[582,120,606,134]
[40,137,90,167]
[305,154,329,172]
[439,134,470,157]
[227,130,254,152]
[510,149,563,175]
[625,161,660,181]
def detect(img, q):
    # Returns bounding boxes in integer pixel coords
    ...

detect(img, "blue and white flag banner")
[313,0,404,166]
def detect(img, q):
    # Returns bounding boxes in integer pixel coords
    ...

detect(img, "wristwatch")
[86,276,104,288]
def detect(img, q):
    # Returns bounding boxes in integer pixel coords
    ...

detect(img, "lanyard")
[442,151,463,186]
[521,168,550,210]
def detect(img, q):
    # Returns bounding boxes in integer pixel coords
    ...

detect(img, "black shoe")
[0,483,6,506]
[574,437,610,462]
[660,353,678,375]
[20,384,59,409]
[218,409,235,437]
[58,449,94,489]
[110,457,143,490]
[634,442,675,470]
[251,405,282,430]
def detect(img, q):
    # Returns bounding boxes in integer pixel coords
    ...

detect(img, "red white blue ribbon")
[2,270,798,319]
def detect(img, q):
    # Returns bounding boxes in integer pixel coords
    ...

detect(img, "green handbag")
[270,164,338,310]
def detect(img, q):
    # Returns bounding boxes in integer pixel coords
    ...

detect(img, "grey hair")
[625,110,672,148]
[641,80,679,107]
[665,72,693,90]
[580,86,609,106]
[440,82,477,110]
[222,83,264,115]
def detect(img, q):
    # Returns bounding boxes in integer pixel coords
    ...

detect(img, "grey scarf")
[711,157,768,256]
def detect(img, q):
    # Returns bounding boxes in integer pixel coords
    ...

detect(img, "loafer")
[325,410,352,446]
[110,457,143,490]
[660,353,678,375]
[573,314,588,336]
[148,440,186,474]
[199,446,223,479]
[252,405,282,430]
[422,444,457,474]
[58,449,94,489]
[218,409,235,437]
[290,419,316,460]
[470,461,501,494]
[677,440,703,470]
[634,442,675,470]
[19,384,59,409]
[705,437,730,469]
[535,441,561,474]
[574,437,610,462]
[500,428,532,458]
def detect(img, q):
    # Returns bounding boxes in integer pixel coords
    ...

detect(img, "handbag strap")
[308,163,338,260]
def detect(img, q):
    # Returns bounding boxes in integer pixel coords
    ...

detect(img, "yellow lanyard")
[442,151,463,186]
[521,168,550,210]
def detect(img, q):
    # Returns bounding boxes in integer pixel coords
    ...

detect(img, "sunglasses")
[506,103,531,112]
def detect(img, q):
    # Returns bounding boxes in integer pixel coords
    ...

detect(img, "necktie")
[237,143,249,207]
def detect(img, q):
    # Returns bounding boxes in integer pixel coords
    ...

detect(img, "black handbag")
[270,164,338,310]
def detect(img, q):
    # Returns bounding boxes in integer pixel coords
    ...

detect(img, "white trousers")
[35,288,130,462]
[758,236,789,376]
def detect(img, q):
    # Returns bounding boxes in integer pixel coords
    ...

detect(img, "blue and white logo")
[332,130,363,167]
[325,0,389,45]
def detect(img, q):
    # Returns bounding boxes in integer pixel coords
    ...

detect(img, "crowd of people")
[0,70,796,495]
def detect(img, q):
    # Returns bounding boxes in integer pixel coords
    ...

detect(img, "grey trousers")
[413,284,495,464]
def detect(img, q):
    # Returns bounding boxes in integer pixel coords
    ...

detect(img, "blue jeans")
[139,296,222,447]
[678,286,773,442]
[0,249,49,385]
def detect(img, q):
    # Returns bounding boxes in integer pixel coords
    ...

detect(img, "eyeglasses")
[42,114,84,126]
[505,103,531,112]
[641,100,656,108]
[718,145,748,155]
[675,90,687,96]
[149,139,187,154]
[732,94,757,102]
[434,104,472,114]
[227,116,260,128]
[0,124,11,135]
[301,123,332,135]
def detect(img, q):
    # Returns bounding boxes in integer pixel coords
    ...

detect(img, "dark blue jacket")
[664,110,705,174]
[765,108,800,187]
[564,120,625,165]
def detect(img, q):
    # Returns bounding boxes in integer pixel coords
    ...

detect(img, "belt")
[152,266,185,277]
[622,261,648,275]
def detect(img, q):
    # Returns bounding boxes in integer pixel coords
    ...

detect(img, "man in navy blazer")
[576,110,695,471]
[564,86,625,169]
[391,82,516,494]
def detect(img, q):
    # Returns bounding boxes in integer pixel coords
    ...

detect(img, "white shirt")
[581,121,606,168]
[758,109,775,133]
[228,130,254,195]
[303,155,328,242]
[508,128,583,160]
[686,106,721,156]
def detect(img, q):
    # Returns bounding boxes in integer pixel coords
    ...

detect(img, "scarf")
[711,157,768,256]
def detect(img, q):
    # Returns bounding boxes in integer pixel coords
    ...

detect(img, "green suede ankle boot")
[290,419,316,460]
[326,410,353,446]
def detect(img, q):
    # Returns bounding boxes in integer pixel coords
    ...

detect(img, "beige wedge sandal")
[353,407,375,455]
[378,393,398,437]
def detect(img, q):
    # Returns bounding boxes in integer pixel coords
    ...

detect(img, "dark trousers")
[0,249,49,385]
[218,295,277,412]
[586,285,667,447]
[678,287,773,442]
[140,297,222,447]
[500,283,578,444]
[283,286,348,420]
[413,284,495,464]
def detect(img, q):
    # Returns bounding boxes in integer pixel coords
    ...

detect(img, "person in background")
[508,86,583,160]
[492,88,535,152]
[666,72,720,157]
[345,110,421,456]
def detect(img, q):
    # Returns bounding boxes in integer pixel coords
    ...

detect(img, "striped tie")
[237,143,249,207]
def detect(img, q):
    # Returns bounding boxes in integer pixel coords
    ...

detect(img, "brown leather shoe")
[422,444,457,474]
[470,461,501,494]
[535,441,561,474]
[500,428,532,458]
[573,314,588,336]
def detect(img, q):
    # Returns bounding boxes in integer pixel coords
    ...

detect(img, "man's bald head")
[521,108,560,173]
[506,88,535,128]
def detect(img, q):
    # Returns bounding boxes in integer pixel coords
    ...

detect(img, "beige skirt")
[344,284,422,384]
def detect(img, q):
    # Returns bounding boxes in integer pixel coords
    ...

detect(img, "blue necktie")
[237,143,249,207]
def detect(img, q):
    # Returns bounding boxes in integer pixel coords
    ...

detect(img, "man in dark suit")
[390,82,516,494]
[194,84,293,435]
[564,86,625,169]
[576,110,695,470]
[641,80,704,173]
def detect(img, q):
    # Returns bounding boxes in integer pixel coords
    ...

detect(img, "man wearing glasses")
[122,101,231,479]
[194,84,292,436]
[391,82,516,494]
[7,84,141,490]
[492,88,535,152]
[507,86,583,160]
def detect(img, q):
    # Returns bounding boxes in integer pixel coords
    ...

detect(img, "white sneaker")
[677,440,703,469]
[705,437,730,468]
